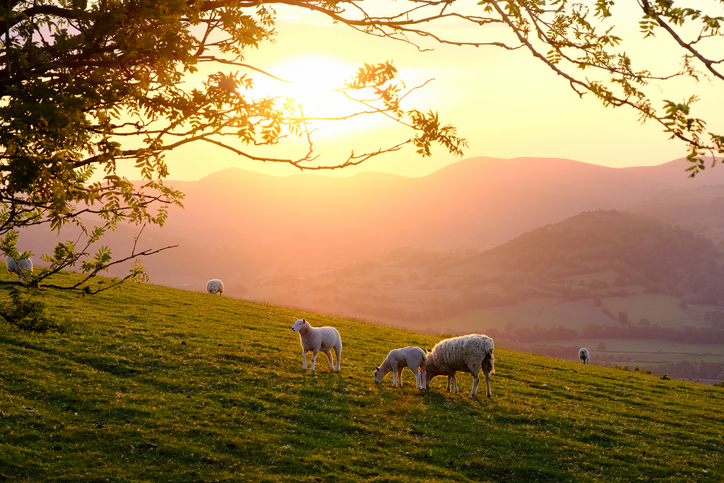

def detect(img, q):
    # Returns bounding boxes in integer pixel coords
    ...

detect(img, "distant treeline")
[581,324,724,344]
[485,324,724,344]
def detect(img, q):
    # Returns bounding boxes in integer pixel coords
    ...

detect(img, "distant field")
[343,294,724,382]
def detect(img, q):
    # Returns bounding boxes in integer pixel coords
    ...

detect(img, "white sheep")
[579,348,590,365]
[6,256,33,282]
[291,317,342,372]
[206,279,224,295]
[424,334,495,398]
[374,346,427,389]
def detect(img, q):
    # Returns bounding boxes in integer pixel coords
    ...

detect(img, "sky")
[159,1,723,181]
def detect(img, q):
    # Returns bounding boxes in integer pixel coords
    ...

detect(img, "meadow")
[1,272,722,482]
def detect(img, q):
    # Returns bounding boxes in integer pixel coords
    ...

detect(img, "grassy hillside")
[1,273,723,482]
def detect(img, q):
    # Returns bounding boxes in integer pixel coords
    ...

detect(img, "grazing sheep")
[374,346,427,389]
[6,256,33,282]
[424,334,495,397]
[206,279,224,295]
[291,317,342,372]
[579,348,590,365]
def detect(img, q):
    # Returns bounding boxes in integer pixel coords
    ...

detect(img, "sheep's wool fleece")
[300,326,340,352]
[428,334,494,373]
[206,279,224,294]
[7,257,32,273]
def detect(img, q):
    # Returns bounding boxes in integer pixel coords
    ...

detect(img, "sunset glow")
[156,3,724,182]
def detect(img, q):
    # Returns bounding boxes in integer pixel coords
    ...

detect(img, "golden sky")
[162,2,723,181]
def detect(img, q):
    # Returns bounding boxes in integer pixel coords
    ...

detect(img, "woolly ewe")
[206,279,224,295]
[374,346,427,389]
[579,348,590,365]
[424,334,495,397]
[7,256,33,282]
[291,317,342,372]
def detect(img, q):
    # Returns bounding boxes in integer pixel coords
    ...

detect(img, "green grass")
[1,271,723,482]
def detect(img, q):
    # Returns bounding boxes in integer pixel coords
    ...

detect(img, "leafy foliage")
[0,288,65,332]
[0,0,469,313]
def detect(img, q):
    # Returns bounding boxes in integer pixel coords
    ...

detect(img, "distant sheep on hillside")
[7,256,33,282]
[374,346,427,389]
[291,317,342,372]
[579,348,590,365]
[424,334,495,397]
[206,279,224,295]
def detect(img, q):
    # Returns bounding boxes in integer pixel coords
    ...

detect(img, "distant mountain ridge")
[272,209,724,326]
[17,156,724,295]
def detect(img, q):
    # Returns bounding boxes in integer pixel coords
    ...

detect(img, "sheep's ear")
[375,365,380,370]
[302,318,307,323]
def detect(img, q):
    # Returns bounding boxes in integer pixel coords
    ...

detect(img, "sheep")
[374,346,427,389]
[579,348,590,365]
[6,256,33,282]
[206,279,224,295]
[291,317,342,372]
[424,334,495,397]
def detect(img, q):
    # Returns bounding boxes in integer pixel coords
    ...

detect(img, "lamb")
[374,346,427,389]
[6,256,33,282]
[579,348,590,365]
[424,334,495,397]
[291,317,342,372]
[206,279,224,295]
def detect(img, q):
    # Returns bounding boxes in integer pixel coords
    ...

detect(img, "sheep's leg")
[451,375,458,394]
[301,350,307,370]
[310,351,317,372]
[392,370,398,387]
[470,374,480,397]
[445,376,451,392]
[323,350,334,371]
[410,367,422,389]
[334,346,342,371]
[398,368,403,387]
[484,370,492,398]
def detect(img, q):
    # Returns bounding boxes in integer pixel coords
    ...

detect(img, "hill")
[481,209,724,303]
[0,274,722,482]
[254,210,724,323]
[16,156,724,295]
[626,184,724,244]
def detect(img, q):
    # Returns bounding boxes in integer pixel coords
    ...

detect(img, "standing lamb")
[374,346,427,389]
[291,317,342,372]
[424,334,495,398]
[206,279,224,295]
[579,348,590,365]
[6,256,33,282]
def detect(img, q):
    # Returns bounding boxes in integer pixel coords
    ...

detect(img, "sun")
[265,54,358,115]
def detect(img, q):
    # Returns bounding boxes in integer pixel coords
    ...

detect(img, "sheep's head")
[423,352,436,388]
[373,365,384,383]
[291,317,308,332]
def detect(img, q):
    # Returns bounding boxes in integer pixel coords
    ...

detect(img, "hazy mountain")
[18,156,724,296]
[262,209,724,324]
[625,184,724,244]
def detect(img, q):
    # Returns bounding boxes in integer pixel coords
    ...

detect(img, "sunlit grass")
[0,271,722,482]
